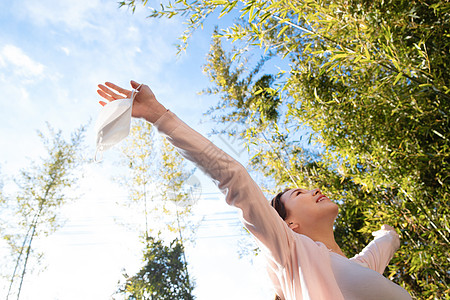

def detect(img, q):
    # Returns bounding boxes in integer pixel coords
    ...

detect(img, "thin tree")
[1,124,85,300]
[119,119,197,241]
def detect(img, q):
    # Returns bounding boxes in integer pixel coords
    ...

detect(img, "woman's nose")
[312,188,321,196]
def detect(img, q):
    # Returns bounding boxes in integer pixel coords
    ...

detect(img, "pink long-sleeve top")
[154,111,412,300]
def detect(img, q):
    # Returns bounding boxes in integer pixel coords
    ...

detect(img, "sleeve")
[154,111,294,267]
[351,225,401,274]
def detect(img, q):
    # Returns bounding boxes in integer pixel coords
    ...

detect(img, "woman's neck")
[325,240,346,257]
[305,229,347,258]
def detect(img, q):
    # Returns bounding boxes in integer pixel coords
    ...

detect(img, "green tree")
[117,235,195,300]
[202,7,449,299]
[0,124,85,300]
[122,0,449,298]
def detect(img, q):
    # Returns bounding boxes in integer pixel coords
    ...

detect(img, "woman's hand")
[372,224,398,238]
[381,224,395,231]
[97,80,167,123]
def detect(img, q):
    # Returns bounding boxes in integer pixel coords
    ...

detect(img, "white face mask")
[94,84,141,161]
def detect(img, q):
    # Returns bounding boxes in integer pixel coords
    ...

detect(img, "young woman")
[97,81,412,300]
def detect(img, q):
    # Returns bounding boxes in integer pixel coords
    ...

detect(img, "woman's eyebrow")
[290,189,300,199]
[290,188,309,199]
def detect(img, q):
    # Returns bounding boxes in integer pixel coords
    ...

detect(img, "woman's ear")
[287,221,299,231]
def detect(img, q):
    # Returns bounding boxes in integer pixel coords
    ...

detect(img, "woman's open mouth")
[316,195,327,203]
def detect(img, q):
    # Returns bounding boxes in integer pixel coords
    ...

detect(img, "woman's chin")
[328,202,339,219]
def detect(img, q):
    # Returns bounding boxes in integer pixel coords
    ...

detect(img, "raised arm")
[351,225,401,274]
[97,81,295,266]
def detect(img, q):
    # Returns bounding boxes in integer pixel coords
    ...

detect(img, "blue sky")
[0,0,274,299]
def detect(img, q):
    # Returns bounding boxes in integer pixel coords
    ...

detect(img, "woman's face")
[280,188,338,232]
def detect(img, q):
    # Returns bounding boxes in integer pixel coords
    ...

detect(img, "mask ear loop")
[131,83,142,102]
[94,147,103,163]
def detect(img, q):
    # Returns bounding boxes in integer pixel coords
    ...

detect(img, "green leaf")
[277,25,289,38]
[393,72,403,85]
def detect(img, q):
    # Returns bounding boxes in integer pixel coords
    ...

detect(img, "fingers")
[98,83,127,98]
[97,89,116,101]
[96,81,144,107]
[105,82,132,96]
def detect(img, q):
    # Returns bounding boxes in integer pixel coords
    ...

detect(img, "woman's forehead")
[281,188,296,203]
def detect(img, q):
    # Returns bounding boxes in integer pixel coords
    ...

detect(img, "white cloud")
[0,45,45,78]
[60,47,70,56]
[17,0,103,30]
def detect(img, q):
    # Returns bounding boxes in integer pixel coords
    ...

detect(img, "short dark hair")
[270,188,290,220]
